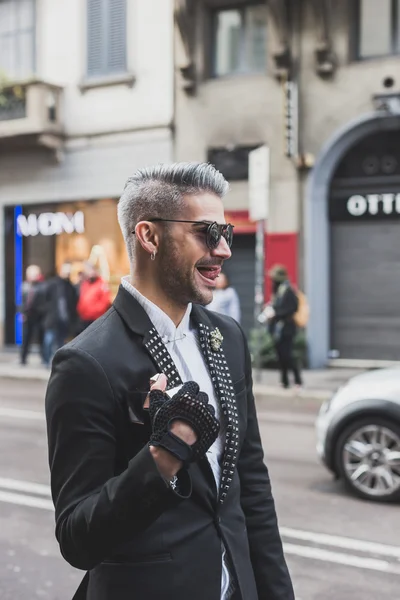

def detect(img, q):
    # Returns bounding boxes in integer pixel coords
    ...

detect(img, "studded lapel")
[194,314,240,506]
[143,327,183,391]
[113,286,183,392]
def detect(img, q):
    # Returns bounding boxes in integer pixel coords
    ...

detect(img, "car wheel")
[335,417,400,502]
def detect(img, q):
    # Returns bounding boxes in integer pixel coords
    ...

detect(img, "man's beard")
[156,238,212,306]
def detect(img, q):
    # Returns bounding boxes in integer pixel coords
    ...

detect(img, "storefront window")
[4,198,129,345]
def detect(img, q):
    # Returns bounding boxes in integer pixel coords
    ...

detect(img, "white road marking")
[283,543,400,575]
[0,490,53,511]
[281,527,400,559]
[0,407,44,421]
[0,477,51,497]
[0,478,399,578]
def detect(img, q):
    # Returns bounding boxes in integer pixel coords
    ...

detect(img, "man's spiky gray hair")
[117,162,229,261]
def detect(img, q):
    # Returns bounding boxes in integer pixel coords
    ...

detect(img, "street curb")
[253,384,330,403]
[0,366,50,381]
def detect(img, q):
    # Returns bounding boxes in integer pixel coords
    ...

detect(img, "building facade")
[174,0,400,366]
[0,0,174,345]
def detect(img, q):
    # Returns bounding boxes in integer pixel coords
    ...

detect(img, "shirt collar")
[121,276,192,342]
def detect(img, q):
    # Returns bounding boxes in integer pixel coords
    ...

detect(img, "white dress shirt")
[121,276,233,600]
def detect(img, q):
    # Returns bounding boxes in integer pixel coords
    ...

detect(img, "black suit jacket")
[270,283,299,339]
[45,286,294,600]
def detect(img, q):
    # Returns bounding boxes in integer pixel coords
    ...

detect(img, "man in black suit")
[45,163,295,600]
[267,265,303,390]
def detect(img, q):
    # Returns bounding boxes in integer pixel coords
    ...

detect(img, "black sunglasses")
[145,219,234,250]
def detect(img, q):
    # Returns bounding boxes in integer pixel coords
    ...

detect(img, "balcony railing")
[0,79,63,150]
[0,85,26,121]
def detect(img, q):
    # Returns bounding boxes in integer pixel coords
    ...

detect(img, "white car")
[316,368,400,502]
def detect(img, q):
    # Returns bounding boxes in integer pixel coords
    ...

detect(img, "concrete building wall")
[174,12,299,234]
[300,1,400,155]
[175,0,400,234]
[36,0,174,135]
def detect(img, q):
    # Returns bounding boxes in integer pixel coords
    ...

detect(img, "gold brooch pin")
[210,327,224,352]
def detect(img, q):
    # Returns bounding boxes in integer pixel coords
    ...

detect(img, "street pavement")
[0,378,399,600]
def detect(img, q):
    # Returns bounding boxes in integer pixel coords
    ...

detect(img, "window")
[212,4,267,77]
[208,146,259,180]
[87,0,127,78]
[0,0,35,81]
[357,0,400,58]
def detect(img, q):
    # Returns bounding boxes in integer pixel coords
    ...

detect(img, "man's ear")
[134,221,159,257]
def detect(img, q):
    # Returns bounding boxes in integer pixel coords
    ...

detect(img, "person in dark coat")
[267,265,303,389]
[45,163,295,600]
[43,263,78,366]
[20,265,47,365]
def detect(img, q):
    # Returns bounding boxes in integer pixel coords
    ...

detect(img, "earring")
[151,250,157,261]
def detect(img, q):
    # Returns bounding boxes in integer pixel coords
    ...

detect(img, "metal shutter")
[330,221,400,360]
[107,0,127,73]
[224,234,256,336]
[87,0,126,77]
[87,0,104,76]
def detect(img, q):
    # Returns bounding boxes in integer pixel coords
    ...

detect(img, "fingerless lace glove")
[149,381,220,467]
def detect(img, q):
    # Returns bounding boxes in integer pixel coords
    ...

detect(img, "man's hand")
[148,374,181,480]
[148,374,197,481]
[147,375,220,479]
[147,374,197,444]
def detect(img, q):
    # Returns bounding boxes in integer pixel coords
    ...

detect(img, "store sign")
[347,194,400,216]
[330,193,400,221]
[17,211,85,236]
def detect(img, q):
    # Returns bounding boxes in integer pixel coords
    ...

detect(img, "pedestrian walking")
[43,263,78,366]
[45,163,294,600]
[265,264,303,389]
[19,265,47,365]
[74,270,85,296]
[208,272,241,322]
[76,262,111,333]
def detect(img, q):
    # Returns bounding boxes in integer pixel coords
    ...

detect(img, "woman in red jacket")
[76,263,111,333]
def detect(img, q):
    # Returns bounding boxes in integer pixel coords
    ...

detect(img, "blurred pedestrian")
[208,272,241,322]
[76,262,111,332]
[19,265,47,365]
[43,263,78,366]
[45,162,294,600]
[74,270,85,295]
[263,265,303,389]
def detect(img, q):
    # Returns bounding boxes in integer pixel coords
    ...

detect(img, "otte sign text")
[330,192,400,221]
[347,194,400,217]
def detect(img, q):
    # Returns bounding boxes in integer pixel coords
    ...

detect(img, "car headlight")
[319,386,342,415]
[319,398,332,415]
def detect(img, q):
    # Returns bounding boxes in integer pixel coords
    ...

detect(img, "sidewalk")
[0,349,367,402]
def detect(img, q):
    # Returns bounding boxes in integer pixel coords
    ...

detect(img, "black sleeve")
[273,287,298,321]
[236,328,295,600]
[45,347,191,571]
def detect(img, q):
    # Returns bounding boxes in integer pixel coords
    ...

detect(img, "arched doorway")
[329,130,400,360]
[306,112,400,368]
